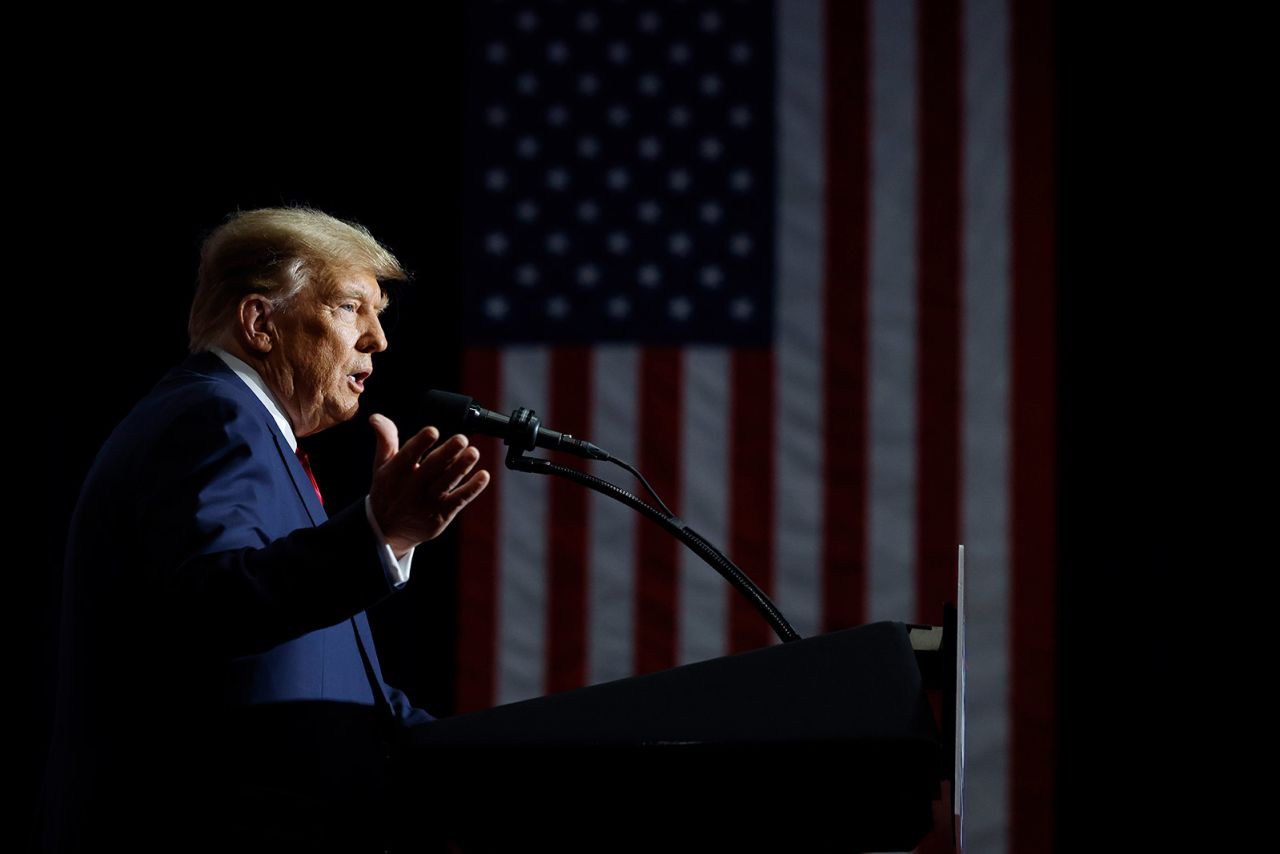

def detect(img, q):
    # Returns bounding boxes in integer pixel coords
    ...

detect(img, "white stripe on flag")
[679,347,730,665]
[963,0,1011,848]
[867,0,919,623]
[496,346,549,704]
[774,0,826,640]
[588,345,640,685]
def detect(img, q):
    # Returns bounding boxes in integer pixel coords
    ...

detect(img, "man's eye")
[340,303,357,313]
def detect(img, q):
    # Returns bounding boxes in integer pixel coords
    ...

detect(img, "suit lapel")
[273,432,328,526]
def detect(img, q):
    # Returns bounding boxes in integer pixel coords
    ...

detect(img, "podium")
[389,621,945,851]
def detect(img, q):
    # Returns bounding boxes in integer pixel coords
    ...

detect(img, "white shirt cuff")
[365,495,414,588]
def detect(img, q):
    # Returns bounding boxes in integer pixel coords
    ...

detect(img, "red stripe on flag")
[455,348,502,713]
[546,347,593,693]
[916,0,963,628]
[822,0,870,633]
[728,348,775,652]
[634,348,682,675]
[1012,0,1057,848]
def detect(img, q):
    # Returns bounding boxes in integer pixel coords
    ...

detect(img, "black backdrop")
[28,5,1197,849]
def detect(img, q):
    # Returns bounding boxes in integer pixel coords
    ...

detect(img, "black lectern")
[389,621,943,852]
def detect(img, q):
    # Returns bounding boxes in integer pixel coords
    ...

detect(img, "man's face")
[265,270,389,437]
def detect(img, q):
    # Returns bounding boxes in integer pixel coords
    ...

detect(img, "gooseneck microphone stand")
[500,405,801,644]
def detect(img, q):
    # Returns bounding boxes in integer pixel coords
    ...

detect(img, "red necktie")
[295,448,324,506]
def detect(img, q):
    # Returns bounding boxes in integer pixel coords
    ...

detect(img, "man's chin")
[298,404,362,437]
[332,402,362,428]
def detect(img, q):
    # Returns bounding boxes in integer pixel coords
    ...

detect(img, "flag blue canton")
[463,0,775,346]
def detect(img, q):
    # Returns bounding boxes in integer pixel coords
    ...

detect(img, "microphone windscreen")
[421,390,475,435]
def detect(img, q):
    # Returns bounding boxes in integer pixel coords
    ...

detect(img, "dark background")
[28,4,1201,848]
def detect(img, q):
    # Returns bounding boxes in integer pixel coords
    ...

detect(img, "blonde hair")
[188,207,408,352]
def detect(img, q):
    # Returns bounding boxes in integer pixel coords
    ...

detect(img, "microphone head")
[421,390,475,436]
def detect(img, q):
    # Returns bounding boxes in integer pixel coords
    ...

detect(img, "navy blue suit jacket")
[43,351,431,850]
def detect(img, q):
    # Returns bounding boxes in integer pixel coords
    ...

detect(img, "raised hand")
[367,414,491,557]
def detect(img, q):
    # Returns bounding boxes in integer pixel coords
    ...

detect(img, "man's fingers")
[414,433,470,479]
[433,445,481,494]
[368,414,400,468]
[439,468,491,514]
[397,425,443,469]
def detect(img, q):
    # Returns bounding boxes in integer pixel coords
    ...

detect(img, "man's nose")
[360,314,388,353]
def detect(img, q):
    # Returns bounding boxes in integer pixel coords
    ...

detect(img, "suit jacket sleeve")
[131,386,396,659]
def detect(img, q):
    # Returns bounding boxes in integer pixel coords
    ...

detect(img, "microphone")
[422,390,610,462]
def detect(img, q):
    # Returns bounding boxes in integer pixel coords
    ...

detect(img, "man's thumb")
[369,413,400,467]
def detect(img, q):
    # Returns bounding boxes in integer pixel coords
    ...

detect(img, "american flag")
[455,2,1056,851]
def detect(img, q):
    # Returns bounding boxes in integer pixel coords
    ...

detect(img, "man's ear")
[236,294,276,356]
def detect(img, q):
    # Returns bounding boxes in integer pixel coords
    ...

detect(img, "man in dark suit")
[41,208,489,851]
